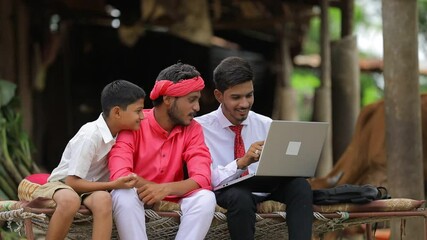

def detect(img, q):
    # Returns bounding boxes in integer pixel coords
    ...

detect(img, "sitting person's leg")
[32,182,81,240]
[83,191,113,240]
[268,177,313,240]
[111,188,147,240]
[177,189,216,240]
[48,188,81,240]
[215,186,260,240]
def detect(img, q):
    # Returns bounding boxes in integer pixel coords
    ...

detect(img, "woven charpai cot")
[1,174,426,240]
[14,175,290,239]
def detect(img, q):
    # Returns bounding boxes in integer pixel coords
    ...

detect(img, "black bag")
[313,184,390,205]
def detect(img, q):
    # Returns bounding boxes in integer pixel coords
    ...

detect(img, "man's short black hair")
[213,56,254,92]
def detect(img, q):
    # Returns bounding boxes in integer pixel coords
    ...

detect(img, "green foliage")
[354,1,382,30]
[353,4,369,27]
[303,8,342,54]
[0,80,39,200]
[419,0,427,36]
[290,68,388,120]
[296,1,427,118]
[420,0,427,58]
[291,69,321,90]
[0,80,16,108]
[0,225,26,240]
[291,69,321,120]
[420,75,427,93]
[328,8,342,41]
[360,72,383,106]
[0,80,34,238]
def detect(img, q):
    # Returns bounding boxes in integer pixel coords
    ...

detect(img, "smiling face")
[215,81,254,125]
[167,91,201,126]
[119,98,145,130]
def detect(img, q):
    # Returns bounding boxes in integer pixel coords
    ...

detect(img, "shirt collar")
[146,108,183,138]
[96,113,115,144]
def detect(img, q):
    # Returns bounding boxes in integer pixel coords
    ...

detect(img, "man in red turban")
[108,62,215,240]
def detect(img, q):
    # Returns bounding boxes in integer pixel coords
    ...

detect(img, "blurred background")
[1,1,427,239]
[1,0,426,189]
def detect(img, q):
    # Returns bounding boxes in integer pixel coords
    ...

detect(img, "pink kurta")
[108,108,212,201]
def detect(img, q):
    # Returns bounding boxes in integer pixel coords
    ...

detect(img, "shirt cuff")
[233,159,248,173]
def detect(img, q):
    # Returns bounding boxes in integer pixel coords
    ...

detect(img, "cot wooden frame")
[1,203,426,240]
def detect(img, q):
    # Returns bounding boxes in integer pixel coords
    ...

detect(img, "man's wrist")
[236,158,247,170]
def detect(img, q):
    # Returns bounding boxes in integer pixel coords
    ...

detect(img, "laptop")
[213,120,329,192]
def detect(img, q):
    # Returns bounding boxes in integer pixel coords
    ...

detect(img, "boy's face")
[121,98,145,130]
[214,80,254,126]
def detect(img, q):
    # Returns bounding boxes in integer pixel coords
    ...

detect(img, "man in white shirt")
[196,56,313,240]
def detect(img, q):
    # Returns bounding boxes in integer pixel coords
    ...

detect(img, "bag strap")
[377,186,391,199]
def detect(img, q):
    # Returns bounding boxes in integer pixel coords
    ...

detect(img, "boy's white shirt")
[48,113,115,183]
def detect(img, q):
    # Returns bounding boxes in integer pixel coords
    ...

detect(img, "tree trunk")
[383,0,425,239]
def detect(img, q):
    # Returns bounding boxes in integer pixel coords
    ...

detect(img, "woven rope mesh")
[0,208,421,240]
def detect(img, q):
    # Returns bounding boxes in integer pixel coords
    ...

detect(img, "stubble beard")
[168,102,190,126]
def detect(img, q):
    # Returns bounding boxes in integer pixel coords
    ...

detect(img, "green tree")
[294,0,427,119]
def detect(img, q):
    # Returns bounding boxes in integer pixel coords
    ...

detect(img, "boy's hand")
[114,173,138,189]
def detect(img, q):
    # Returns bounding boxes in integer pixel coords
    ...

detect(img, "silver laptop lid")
[254,120,329,177]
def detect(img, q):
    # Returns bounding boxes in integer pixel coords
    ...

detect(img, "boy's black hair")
[101,80,146,117]
[152,62,201,106]
[213,56,254,92]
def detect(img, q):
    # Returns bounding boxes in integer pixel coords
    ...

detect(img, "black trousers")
[215,177,313,240]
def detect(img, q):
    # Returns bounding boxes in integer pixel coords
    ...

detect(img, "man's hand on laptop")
[237,141,265,169]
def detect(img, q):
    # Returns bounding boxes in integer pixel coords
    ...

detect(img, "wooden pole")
[313,0,333,177]
[331,36,360,162]
[16,0,33,136]
[341,0,354,38]
[383,0,424,239]
[278,23,298,121]
[330,0,359,162]
[0,0,16,82]
[0,0,33,137]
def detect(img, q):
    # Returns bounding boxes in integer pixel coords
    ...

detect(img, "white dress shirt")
[48,113,115,183]
[195,106,272,188]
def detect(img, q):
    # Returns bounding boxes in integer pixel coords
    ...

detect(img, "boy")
[33,79,146,240]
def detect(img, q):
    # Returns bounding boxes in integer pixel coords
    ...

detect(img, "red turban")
[149,76,205,100]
